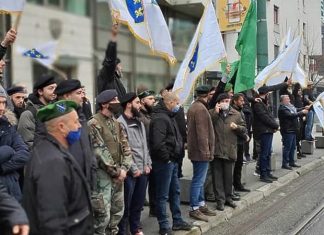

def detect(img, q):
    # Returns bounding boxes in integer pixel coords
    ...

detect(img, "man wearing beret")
[88,89,133,235]
[138,90,157,216]
[117,92,151,235]
[97,23,126,99]
[55,79,97,192]
[187,85,216,222]
[210,93,248,211]
[252,83,286,183]
[23,100,94,235]
[7,86,27,120]
[18,75,57,148]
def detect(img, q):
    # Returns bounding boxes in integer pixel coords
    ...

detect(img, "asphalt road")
[204,162,324,235]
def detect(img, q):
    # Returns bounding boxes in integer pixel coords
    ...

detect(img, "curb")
[179,156,324,235]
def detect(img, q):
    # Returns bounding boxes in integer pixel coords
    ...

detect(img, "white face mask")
[220,103,230,110]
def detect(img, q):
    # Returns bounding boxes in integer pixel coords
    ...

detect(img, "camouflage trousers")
[94,169,124,235]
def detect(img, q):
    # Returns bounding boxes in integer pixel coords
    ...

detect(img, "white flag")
[16,41,58,69]
[313,92,324,128]
[254,37,301,91]
[279,29,307,88]
[0,0,25,13]
[172,0,226,104]
[109,0,176,64]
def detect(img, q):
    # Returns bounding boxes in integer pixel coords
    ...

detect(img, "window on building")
[274,6,279,25]
[274,45,279,58]
[48,0,61,7]
[27,0,44,5]
[303,23,306,40]
[64,0,89,16]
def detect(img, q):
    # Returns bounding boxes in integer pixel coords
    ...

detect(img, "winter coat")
[97,41,126,98]
[252,98,279,139]
[17,94,45,148]
[23,133,94,235]
[118,114,151,175]
[210,107,248,161]
[138,107,151,141]
[149,101,183,163]
[187,99,215,161]
[68,107,97,191]
[278,104,305,133]
[0,110,29,202]
[0,179,29,235]
[174,107,187,144]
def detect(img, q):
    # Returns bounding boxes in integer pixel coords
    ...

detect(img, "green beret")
[37,100,78,122]
[138,90,155,99]
[195,85,212,95]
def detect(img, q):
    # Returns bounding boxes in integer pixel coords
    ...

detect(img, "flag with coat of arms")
[172,0,226,104]
[108,0,176,64]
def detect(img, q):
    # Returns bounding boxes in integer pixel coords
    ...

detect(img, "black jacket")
[0,179,29,235]
[23,134,94,235]
[252,98,279,138]
[0,111,29,202]
[278,104,305,133]
[149,101,183,163]
[97,41,126,98]
[69,108,97,191]
[0,45,7,60]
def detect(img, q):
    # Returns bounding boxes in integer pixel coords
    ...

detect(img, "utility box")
[179,177,191,203]
[315,136,324,148]
[301,140,314,154]
[316,124,323,133]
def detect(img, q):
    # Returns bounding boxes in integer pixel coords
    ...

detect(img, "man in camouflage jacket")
[88,89,132,235]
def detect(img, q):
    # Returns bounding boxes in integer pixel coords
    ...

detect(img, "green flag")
[234,0,257,93]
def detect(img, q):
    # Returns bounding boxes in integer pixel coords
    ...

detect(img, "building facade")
[11,0,95,101]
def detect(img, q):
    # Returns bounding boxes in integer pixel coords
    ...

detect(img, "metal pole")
[257,0,268,72]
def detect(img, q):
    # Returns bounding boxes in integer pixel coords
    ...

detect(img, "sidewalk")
[140,126,324,235]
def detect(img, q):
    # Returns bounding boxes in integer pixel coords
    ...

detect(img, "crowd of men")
[0,23,318,235]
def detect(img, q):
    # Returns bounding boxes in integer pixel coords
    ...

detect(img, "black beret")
[55,79,82,96]
[258,85,270,95]
[34,74,56,90]
[37,100,77,122]
[116,57,121,64]
[7,86,26,96]
[120,92,137,105]
[195,85,212,95]
[138,90,155,99]
[216,93,230,103]
[96,89,118,104]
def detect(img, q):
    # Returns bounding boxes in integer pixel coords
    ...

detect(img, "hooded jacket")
[149,101,183,163]
[0,110,29,202]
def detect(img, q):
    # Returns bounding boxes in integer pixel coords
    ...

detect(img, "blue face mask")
[66,128,81,145]
[172,104,180,113]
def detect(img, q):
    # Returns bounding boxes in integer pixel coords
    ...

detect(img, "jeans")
[153,161,183,230]
[190,161,209,210]
[259,133,273,178]
[118,175,148,235]
[281,133,296,167]
[305,110,314,140]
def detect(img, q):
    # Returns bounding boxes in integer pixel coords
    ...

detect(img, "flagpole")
[12,13,22,31]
